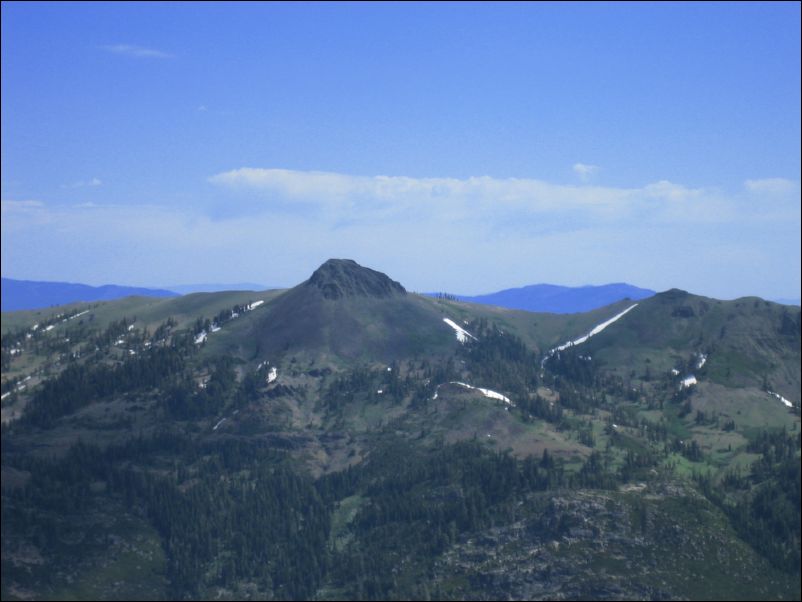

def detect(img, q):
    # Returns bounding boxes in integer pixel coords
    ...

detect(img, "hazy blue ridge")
[1,278,179,312]
[427,283,656,313]
[163,282,269,294]
[771,298,801,307]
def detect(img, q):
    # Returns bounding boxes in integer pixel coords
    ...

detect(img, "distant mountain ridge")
[431,282,656,313]
[1,278,178,312]
[164,282,269,294]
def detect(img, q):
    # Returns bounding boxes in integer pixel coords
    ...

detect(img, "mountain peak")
[305,259,406,300]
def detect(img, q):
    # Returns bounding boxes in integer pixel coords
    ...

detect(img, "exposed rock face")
[306,259,407,300]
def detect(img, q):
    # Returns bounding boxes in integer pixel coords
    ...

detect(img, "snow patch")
[552,304,639,353]
[247,300,264,310]
[210,324,221,333]
[680,375,697,389]
[127,324,135,331]
[432,381,512,405]
[1,392,10,401]
[768,391,794,408]
[696,353,707,369]
[671,368,680,376]
[267,367,278,384]
[44,325,55,332]
[212,417,227,431]
[443,318,476,343]
[194,331,207,345]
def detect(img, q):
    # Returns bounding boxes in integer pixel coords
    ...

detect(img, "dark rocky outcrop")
[305,259,406,300]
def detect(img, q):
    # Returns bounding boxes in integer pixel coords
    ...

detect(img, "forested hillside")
[2,260,800,600]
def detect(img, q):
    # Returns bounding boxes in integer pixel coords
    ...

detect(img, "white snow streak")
[768,391,794,408]
[553,304,639,352]
[443,318,476,343]
[542,304,639,369]
[432,381,512,405]
[267,367,278,384]
[212,417,227,431]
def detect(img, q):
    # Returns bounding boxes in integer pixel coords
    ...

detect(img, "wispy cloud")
[208,167,729,226]
[61,177,102,189]
[573,163,600,181]
[3,169,799,299]
[101,44,173,59]
[2,187,799,300]
[744,178,797,194]
[1,199,44,212]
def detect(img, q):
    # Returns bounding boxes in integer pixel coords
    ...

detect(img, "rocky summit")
[305,258,407,300]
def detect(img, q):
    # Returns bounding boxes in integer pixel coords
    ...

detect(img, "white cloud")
[61,178,102,189]
[101,44,173,59]
[1,199,43,208]
[2,193,798,300]
[744,178,797,194]
[208,167,731,226]
[3,170,799,300]
[573,163,600,181]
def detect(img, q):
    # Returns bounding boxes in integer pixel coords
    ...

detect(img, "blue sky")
[2,2,800,299]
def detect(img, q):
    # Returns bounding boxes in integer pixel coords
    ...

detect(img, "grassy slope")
[1,289,285,336]
[429,295,637,353]
[2,285,799,600]
[581,290,801,399]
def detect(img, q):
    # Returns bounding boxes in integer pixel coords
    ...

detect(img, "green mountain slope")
[578,289,801,396]
[2,260,799,601]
